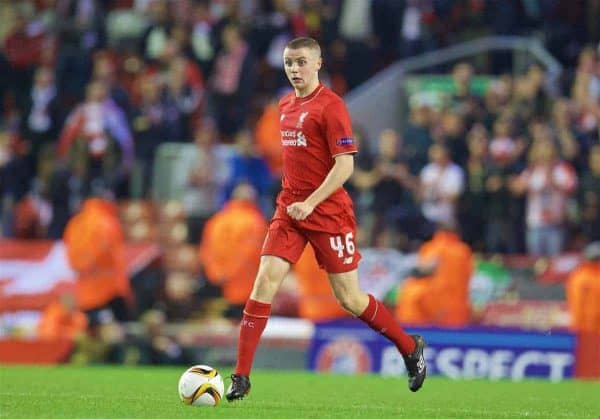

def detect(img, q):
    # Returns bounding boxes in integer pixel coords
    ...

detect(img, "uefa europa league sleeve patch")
[336,137,355,147]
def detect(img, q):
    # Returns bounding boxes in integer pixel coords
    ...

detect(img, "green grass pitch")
[1,366,598,418]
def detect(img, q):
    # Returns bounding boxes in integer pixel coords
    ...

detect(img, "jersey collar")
[293,83,324,105]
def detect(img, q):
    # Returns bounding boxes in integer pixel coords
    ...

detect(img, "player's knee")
[251,262,285,300]
[254,270,277,289]
[334,291,362,315]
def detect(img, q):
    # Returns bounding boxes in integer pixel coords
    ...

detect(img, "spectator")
[482,75,513,129]
[3,11,50,109]
[394,0,427,59]
[513,137,578,256]
[162,271,203,321]
[254,98,284,178]
[571,47,600,145]
[131,75,179,197]
[450,62,483,126]
[55,27,93,107]
[336,1,377,89]
[489,117,518,166]
[571,47,600,110]
[55,0,106,52]
[459,124,489,251]
[512,64,548,122]
[0,129,31,211]
[63,196,132,324]
[396,224,474,327]
[46,163,81,239]
[198,183,268,317]
[189,0,216,76]
[347,124,375,217]
[183,121,232,242]
[437,110,468,167]
[165,55,204,140]
[138,309,185,365]
[359,129,420,248]
[209,22,255,139]
[222,130,273,214]
[19,66,62,179]
[485,135,521,253]
[92,51,132,117]
[550,99,580,168]
[579,145,600,241]
[57,80,134,194]
[419,144,465,229]
[566,241,600,332]
[140,0,173,62]
[402,104,433,175]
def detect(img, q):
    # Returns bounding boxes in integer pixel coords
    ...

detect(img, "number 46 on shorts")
[329,232,355,264]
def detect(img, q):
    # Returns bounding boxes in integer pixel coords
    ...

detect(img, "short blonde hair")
[286,37,321,57]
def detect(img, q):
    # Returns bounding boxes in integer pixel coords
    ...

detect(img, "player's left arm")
[287,154,354,220]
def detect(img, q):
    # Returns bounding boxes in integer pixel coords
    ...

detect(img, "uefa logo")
[316,337,372,374]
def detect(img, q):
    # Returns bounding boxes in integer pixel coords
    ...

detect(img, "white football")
[178,365,225,407]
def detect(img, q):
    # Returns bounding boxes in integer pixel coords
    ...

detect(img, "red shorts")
[261,190,361,273]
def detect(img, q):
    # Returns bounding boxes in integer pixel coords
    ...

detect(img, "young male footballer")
[227,37,426,401]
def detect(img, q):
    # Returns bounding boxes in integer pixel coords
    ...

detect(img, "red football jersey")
[278,83,357,206]
[265,83,361,266]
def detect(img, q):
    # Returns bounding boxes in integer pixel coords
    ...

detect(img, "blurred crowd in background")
[1,0,600,364]
[2,0,600,250]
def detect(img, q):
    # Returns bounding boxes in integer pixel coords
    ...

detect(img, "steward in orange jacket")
[199,184,268,306]
[396,228,473,326]
[63,198,131,313]
[293,244,349,321]
[566,242,600,332]
[255,100,283,176]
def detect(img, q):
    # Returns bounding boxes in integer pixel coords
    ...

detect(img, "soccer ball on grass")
[178,365,225,407]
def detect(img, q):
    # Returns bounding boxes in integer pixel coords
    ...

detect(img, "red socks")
[234,295,414,375]
[359,294,416,356]
[234,299,271,376]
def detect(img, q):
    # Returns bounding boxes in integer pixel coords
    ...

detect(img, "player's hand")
[286,201,315,221]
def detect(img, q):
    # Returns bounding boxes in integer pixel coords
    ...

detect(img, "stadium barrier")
[0,339,74,364]
[0,240,160,314]
[307,319,599,381]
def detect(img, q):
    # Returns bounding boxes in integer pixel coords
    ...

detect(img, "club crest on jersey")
[296,111,309,128]
[297,132,307,146]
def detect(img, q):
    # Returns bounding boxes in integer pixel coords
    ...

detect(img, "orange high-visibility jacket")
[397,231,473,326]
[199,200,268,305]
[566,262,600,332]
[255,102,283,176]
[64,199,130,311]
[293,244,348,321]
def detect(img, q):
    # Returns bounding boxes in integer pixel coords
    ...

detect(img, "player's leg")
[306,223,427,392]
[227,218,307,401]
[227,255,291,401]
[236,255,291,377]
[327,270,426,391]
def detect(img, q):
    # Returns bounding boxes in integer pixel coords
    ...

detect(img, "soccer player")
[226,37,426,401]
